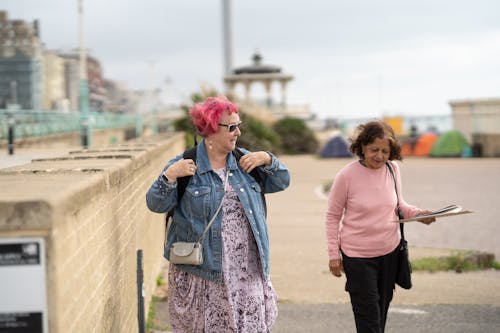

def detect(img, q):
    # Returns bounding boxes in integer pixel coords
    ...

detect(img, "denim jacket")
[146,141,290,281]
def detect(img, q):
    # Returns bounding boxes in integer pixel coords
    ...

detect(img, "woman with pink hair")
[146,96,290,332]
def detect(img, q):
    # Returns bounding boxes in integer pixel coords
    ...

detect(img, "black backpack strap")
[166,146,197,220]
[164,146,197,249]
[233,148,267,217]
[177,147,197,201]
[233,148,264,185]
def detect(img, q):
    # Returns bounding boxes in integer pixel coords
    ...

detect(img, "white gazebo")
[224,52,293,107]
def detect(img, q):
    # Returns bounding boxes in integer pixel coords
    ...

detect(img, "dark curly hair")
[349,120,402,161]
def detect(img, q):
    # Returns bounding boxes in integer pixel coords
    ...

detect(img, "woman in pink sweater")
[325,121,435,333]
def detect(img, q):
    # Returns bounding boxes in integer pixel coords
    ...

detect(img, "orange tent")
[401,132,439,157]
[413,133,439,156]
[401,142,413,157]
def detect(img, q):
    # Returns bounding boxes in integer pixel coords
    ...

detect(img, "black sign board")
[0,243,40,266]
[0,312,42,333]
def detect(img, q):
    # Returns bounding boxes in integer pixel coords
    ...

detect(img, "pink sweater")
[325,160,421,260]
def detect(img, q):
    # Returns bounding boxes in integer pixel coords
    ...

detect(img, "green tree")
[273,117,319,154]
[237,112,281,152]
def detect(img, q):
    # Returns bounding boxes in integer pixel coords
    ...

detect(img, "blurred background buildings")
[0,10,147,114]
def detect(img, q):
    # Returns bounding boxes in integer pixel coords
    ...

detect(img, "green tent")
[430,130,470,157]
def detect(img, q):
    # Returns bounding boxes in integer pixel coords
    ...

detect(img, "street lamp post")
[7,111,15,155]
[78,0,91,148]
[7,80,19,155]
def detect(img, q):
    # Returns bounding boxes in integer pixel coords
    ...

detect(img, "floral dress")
[168,168,278,333]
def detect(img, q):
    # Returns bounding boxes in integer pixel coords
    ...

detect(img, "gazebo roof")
[233,52,282,74]
[225,51,293,83]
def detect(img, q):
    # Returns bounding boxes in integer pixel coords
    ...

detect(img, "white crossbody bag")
[169,170,228,265]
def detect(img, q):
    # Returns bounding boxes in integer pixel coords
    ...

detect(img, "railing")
[0,109,140,140]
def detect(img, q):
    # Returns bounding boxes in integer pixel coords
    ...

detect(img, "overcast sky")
[2,0,500,119]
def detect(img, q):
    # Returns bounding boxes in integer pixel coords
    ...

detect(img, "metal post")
[222,0,233,76]
[7,112,15,155]
[136,250,146,333]
[135,114,143,138]
[78,0,91,148]
[10,81,18,105]
[7,82,18,155]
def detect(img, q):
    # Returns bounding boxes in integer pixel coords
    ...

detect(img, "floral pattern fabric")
[168,168,278,333]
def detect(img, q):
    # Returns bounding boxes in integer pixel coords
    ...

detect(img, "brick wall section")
[0,133,185,332]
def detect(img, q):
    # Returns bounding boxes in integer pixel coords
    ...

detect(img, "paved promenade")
[152,155,500,332]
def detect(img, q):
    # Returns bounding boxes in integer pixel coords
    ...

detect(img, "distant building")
[1,10,140,117]
[104,79,136,114]
[59,51,107,112]
[0,11,43,109]
[43,50,67,110]
[449,97,500,139]
[87,55,107,112]
[224,51,313,123]
[62,54,79,111]
[225,52,293,107]
[449,97,500,157]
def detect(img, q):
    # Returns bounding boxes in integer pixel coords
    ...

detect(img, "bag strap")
[386,161,405,240]
[196,169,229,243]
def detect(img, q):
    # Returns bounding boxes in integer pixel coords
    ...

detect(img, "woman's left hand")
[239,151,272,173]
[416,210,436,225]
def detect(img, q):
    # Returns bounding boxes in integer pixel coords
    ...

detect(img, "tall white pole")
[222,0,233,77]
[78,0,91,147]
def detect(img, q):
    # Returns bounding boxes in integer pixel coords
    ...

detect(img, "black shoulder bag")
[386,162,413,290]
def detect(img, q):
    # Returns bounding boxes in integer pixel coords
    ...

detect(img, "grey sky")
[2,0,500,119]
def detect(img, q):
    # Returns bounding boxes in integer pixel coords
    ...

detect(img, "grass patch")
[156,274,164,287]
[146,295,171,333]
[412,251,498,273]
[323,180,333,194]
[146,274,171,333]
[146,295,159,332]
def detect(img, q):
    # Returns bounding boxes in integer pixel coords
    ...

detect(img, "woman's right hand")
[163,158,197,182]
[329,259,343,277]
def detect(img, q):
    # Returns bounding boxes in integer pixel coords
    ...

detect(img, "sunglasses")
[218,121,242,132]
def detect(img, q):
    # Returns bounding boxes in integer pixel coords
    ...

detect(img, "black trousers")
[342,246,399,333]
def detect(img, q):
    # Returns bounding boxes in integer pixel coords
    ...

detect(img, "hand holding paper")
[396,204,473,223]
[415,210,436,224]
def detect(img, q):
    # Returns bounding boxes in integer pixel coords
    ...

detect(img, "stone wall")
[0,133,185,332]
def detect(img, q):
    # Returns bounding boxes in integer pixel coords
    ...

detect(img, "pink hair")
[189,96,238,136]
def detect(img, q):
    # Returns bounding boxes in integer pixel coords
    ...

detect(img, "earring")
[208,141,213,150]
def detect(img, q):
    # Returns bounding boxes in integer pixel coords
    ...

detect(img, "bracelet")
[161,174,170,183]
[265,151,273,165]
